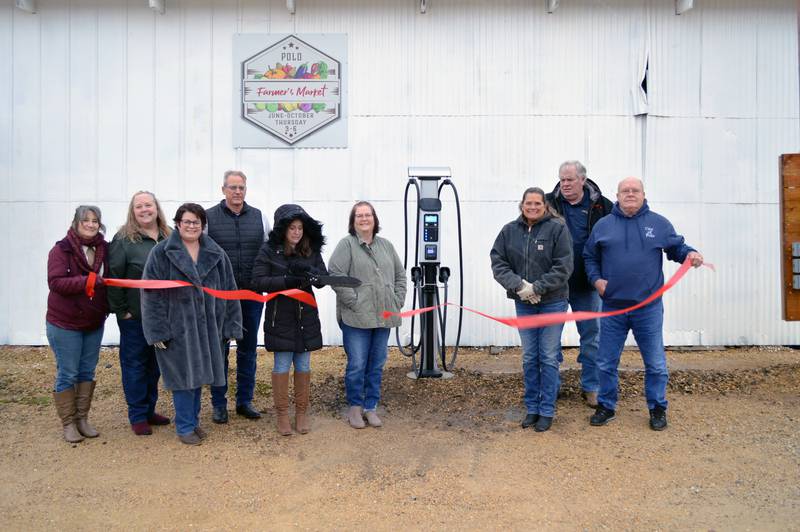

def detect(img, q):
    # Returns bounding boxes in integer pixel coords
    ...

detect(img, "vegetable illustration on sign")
[242,35,341,145]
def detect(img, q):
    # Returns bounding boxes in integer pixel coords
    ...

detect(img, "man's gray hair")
[222,170,247,187]
[559,160,587,179]
[70,205,106,233]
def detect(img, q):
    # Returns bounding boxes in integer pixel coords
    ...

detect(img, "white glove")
[516,280,535,301]
[525,292,541,305]
[154,341,167,350]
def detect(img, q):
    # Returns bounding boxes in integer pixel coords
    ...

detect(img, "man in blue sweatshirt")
[583,177,703,431]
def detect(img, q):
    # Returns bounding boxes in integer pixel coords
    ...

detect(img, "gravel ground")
[0,345,798,530]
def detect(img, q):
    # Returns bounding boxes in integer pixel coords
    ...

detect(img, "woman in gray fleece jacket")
[329,201,407,430]
[490,187,573,433]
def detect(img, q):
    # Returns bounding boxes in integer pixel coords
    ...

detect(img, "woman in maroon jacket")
[46,205,110,443]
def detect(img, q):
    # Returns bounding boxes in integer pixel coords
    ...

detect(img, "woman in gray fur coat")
[141,203,242,446]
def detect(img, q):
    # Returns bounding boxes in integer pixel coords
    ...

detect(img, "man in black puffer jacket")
[205,170,270,423]
[546,160,613,407]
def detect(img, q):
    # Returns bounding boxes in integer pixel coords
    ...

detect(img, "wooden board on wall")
[781,153,800,321]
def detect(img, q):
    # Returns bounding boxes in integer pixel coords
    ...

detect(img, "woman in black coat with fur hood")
[251,204,327,436]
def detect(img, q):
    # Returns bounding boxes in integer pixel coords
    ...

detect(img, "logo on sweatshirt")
[644,226,655,238]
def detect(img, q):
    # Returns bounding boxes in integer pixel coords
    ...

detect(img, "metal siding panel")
[12,0,42,203]
[692,204,800,345]
[648,0,702,117]
[69,0,100,203]
[0,1,10,204]
[756,0,800,119]
[38,0,70,204]
[12,203,73,344]
[183,1,215,202]
[97,0,127,202]
[700,0,759,118]
[152,1,183,201]
[409,0,477,117]
[125,1,156,196]
[293,0,412,117]
[3,0,800,346]
[585,115,642,188]
[239,0,269,32]
[700,118,758,204]
[210,3,238,180]
[644,117,703,203]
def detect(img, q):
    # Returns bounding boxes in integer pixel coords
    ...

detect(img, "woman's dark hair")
[173,203,207,230]
[519,187,560,218]
[348,201,380,238]
[284,218,312,257]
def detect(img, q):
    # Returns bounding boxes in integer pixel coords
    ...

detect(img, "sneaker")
[194,426,208,440]
[131,421,153,436]
[147,413,171,426]
[590,406,616,426]
[212,406,229,424]
[534,416,553,432]
[649,406,667,431]
[520,413,539,429]
[364,410,383,428]
[581,391,599,408]
[178,432,202,446]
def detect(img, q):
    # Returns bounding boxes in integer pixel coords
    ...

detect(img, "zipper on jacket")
[271,300,278,327]
[525,224,532,280]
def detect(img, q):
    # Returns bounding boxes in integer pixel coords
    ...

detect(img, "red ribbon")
[85,276,317,307]
[383,258,714,330]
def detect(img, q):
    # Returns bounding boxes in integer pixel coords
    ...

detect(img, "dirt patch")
[1,345,798,530]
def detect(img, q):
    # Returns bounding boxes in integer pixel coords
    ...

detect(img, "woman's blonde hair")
[117,191,172,242]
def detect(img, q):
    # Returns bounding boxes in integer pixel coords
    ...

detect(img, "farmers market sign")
[238,34,344,146]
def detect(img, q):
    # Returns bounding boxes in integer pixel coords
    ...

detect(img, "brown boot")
[74,381,99,438]
[53,389,84,443]
[271,373,292,436]
[294,371,311,434]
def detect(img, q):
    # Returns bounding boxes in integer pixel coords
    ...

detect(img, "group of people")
[45,171,406,445]
[491,161,703,432]
[45,161,702,445]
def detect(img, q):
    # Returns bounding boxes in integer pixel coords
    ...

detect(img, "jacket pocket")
[385,285,401,314]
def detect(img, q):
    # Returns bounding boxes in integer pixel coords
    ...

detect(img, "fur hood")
[267,204,325,253]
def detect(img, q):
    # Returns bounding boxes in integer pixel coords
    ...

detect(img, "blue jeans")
[118,317,161,424]
[515,299,568,418]
[273,351,311,374]
[211,299,263,408]
[567,289,601,393]
[173,387,202,436]
[46,321,104,393]
[596,299,668,412]
[340,322,391,411]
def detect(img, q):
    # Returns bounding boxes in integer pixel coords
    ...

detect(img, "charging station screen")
[423,214,439,242]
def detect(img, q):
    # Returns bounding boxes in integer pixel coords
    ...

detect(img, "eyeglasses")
[80,219,99,225]
[180,219,202,227]
[619,188,643,195]
[225,185,246,192]
[355,213,373,219]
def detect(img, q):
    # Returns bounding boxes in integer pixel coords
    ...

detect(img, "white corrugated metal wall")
[1,0,798,346]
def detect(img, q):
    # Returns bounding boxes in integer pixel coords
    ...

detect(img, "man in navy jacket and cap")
[583,177,703,431]
[546,160,613,408]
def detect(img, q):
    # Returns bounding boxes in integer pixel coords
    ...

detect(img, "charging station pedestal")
[406,167,454,379]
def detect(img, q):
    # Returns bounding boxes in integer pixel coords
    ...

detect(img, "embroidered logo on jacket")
[644,227,655,238]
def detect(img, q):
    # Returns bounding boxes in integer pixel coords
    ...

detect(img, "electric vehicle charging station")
[399,167,464,379]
